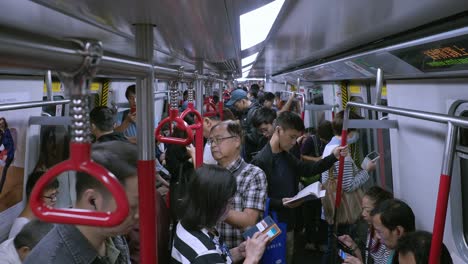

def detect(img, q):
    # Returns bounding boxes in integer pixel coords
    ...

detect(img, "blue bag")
[261,198,287,264]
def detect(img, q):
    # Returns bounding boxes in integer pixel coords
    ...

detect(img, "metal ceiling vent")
[211,59,238,72]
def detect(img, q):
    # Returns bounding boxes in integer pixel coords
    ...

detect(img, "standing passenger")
[171,165,269,264]
[209,121,267,248]
[90,106,128,143]
[24,141,139,264]
[115,84,137,144]
[202,109,236,165]
[0,117,15,194]
[225,89,261,162]
[251,111,347,262]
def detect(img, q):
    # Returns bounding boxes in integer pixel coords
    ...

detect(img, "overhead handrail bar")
[339,101,468,264]
[180,71,204,167]
[0,28,224,82]
[0,99,70,112]
[375,68,384,105]
[30,41,130,226]
[155,67,193,145]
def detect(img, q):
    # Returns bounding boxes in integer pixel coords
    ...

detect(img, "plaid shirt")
[217,157,267,248]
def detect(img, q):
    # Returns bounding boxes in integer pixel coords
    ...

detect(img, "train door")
[449,101,468,262]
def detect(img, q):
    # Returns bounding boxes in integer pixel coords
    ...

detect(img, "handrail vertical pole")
[46,70,53,101]
[195,59,204,114]
[135,24,157,264]
[218,81,224,120]
[375,68,383,106]
[429,122,457,264]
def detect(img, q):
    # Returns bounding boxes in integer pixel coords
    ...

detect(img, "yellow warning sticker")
[90,82,101,91]
[382,85,387,96]
[43,82,101,92]
[349,84,361,94]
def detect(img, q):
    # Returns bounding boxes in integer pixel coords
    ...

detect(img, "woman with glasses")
[338,186,393,264]
[171,165,269,264]
[8,171,59,239]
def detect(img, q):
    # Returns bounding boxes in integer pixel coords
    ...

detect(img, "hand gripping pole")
[30,41,130,226]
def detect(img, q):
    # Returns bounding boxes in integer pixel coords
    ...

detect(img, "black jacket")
[251,142,337,215]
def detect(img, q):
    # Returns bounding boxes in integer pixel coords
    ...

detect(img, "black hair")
[212,95,220,104]
[396,231,453,264]
[371,199,415,233]
[251,107,277,128]
[331,110,363,135]
[207,108,236,121]
[274,111,305,132]
[90,106,115,132]
[180,165,237,230]
[0,117,8,128]
[250,84,260,99]
[25,171,59,200]
[317,121,334,143]
[364,186,393,207]
[125,84,136,99]
[14,219,54,250]
[211,120,244,140]
[263,92,275,102]
[75,141,137,198]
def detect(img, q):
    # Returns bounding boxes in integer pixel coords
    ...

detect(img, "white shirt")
[0,238,21,264]
[8,217,30,239]
[203,142,217,165]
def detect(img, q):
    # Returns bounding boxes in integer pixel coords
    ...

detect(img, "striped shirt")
[365,232,393,264]
[116,110,137,137]
[321,137,369,192]
[171,223,232,264]
[217,157,267,248]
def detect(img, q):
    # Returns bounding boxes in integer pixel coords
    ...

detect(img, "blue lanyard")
[387,251,395,264]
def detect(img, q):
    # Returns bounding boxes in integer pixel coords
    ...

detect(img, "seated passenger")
[209,121,267,248]
[115,84,137,143]
[0,219,54,264]
[171,165,269,263]
[342,199,416,264]
[339,186,393,263]
[8,171,59,239]
[90,106,127,143]
[24,141,139,264]
[396,231,452,264]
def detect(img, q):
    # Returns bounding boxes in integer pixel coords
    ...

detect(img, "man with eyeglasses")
[25,141,138,264]
[8,171,59,240]
[209,121,267,249]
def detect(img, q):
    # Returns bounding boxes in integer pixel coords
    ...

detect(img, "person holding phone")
[115,84,137,144]
[171,165,269,264]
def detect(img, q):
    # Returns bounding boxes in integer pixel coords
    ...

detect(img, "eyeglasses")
[207,136,236,145]
[42,193,59,202]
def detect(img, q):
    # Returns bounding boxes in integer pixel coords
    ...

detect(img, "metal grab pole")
[135,24,157,264]
[342,102,468,264]
[429,122,457,264]
[375,68,383,105]
[0,99,70,111]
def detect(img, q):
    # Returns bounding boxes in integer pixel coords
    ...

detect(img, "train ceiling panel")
[0,0,274,75]
[250,0,468,79]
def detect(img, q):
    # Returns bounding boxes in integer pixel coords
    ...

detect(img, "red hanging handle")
[155,109,193,145]
[180,102,204,167]
[203,101,218,117]
[30,143,130,226]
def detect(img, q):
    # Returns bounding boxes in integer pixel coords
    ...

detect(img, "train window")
[460,111,468,147]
